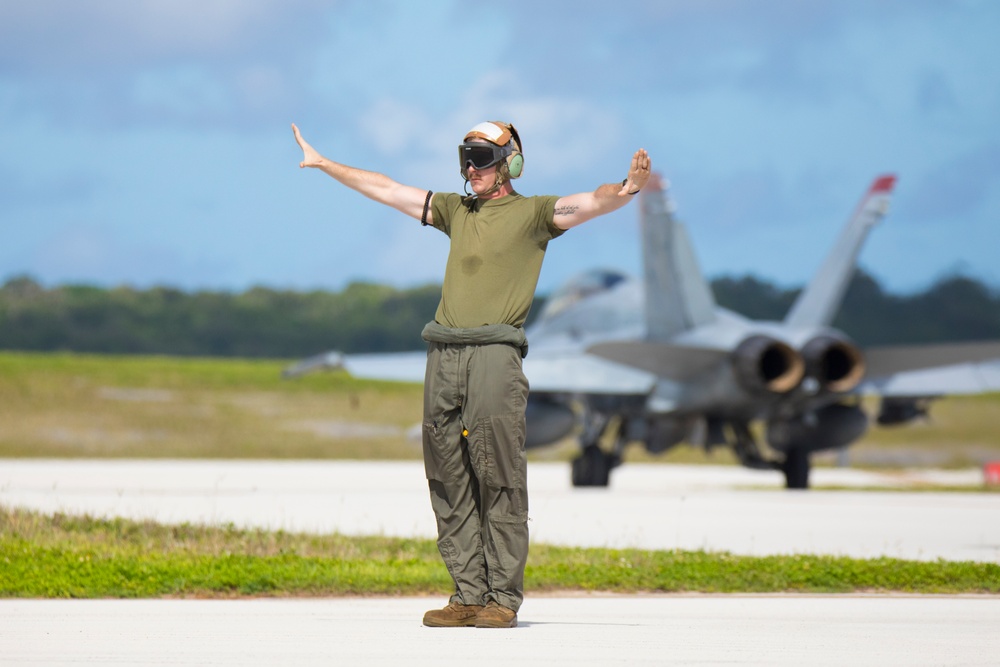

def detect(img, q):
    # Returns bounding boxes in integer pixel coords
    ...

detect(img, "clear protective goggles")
[458,142,512,172]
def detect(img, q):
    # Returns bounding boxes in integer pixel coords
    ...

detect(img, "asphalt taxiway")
[2,460,998,665]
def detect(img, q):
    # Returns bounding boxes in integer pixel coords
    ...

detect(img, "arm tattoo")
[554,204,580,216]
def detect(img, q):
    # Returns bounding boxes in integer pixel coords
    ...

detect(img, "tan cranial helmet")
[458,121,524,182]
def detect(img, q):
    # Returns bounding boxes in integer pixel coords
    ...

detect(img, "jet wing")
[860,359,1000,397]
[585,341,727,381]
[524,350,657,394]
[857,341,1000,396]
[283,350,426,383]
[863,341,1000,378]
[340,351,427,383]
[284,347,656,395]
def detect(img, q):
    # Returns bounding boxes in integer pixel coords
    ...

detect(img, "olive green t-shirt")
[429,192,564,328]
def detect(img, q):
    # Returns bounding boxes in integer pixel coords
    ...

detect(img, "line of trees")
[1,272,998,358]
[711,271,1000,345]
[0,276,440,357]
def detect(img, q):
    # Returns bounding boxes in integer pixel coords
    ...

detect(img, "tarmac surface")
[3,595,999,666]
[2,459,999,665]
[2,459,997,561]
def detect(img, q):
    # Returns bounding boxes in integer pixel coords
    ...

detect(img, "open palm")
[292,124,324,168]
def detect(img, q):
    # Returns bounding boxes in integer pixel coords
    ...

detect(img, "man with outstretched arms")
[292,121,650,628]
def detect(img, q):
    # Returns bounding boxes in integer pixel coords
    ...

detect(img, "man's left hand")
[619,148,652,196]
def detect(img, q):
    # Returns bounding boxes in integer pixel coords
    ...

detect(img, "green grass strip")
[527,546,999,594]
[1,540,450,598]
[2,507,998,598]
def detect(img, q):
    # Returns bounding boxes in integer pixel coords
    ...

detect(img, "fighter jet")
[285,174,1000,488]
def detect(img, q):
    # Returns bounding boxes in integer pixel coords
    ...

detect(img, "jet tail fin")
[784,175,897,328]
[640,174,716,341]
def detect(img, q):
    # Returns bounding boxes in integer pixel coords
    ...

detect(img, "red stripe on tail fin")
[871,174,897,193]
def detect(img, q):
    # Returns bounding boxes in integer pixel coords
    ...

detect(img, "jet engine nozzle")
[800,334,866,393]
[731,335,805,394]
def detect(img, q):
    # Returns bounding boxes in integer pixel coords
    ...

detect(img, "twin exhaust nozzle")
[732,334,865,395]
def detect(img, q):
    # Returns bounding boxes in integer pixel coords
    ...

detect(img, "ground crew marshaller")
[292,120,651,628]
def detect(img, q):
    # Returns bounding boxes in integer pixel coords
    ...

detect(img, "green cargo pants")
[421,334,530,613]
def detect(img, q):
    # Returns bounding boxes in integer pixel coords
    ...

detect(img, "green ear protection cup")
[508,152,523,178]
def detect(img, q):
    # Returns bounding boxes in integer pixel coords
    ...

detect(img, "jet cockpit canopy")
[536,269,630,321]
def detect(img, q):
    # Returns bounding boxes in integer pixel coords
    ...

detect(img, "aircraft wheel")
[571,445,616,487]
[782,448,811,489]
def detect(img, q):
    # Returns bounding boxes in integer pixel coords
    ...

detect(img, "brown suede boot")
[475,601,517,628]
[422,601,484,627]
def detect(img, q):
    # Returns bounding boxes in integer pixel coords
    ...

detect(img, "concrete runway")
[2,459,999,665]
[1,459,997,561]
[3,596,999,666]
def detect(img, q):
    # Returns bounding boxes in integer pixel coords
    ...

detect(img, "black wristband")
[420,190,433,226]
[622,179,639,195]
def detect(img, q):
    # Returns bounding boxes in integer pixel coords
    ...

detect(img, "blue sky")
[2,0,998,296]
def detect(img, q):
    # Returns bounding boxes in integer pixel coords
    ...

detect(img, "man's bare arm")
[552,148,651,230]
[292,123,432,224]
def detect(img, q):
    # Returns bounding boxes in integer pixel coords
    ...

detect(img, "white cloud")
[0,0,334,129]
[0,0,330,65]
[359,98,435,155]
[356,71,625,190]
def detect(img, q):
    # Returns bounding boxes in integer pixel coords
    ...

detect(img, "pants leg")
[422,342,488,606]
[463,343,530,612]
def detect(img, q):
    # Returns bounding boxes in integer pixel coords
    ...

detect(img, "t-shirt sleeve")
[429,192,463,236]
[537,195,565,240]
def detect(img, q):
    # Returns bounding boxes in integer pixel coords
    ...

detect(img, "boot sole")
[422,616,479,628]
[475,617,518,629]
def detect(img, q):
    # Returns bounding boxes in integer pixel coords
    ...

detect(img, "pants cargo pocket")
[471,413,526,490]
[422,420,447,481]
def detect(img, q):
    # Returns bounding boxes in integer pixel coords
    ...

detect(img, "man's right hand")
[292,123,325,169]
